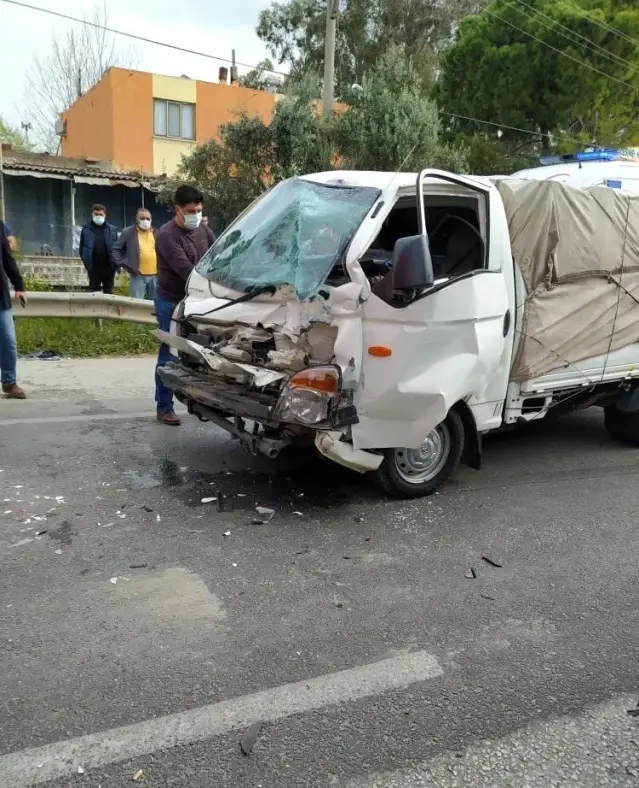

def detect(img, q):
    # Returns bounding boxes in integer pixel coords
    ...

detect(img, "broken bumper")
[157,363,288,458]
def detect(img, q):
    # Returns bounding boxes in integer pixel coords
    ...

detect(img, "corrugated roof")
[1,147,155,181]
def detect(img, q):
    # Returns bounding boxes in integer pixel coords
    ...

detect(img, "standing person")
[112,208,157,300]
[0,219,27,399]
[201,211,209,228]
[79,205,118,294]
[155,185,214,425]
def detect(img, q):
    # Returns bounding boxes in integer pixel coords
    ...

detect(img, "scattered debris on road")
[77,765,85,775]
[627,703,639,717]
[252,506,275,524]
[293,511,303,516]
[223,530,231,537]
[465,568,477,579]
[141,505,153,513]
[12,538,33,547]
[240,721,264,756]
[481,555,503,568]
[201,496,218,504]
[480,593,496,601]
[110,577,118,585]
[54,549,63,555]
[132,768,145,781]
[129,562,148,569]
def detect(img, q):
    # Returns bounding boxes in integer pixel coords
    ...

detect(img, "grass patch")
[16,318,157,357]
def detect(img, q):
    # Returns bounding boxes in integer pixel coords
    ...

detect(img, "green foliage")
[256,0,483,93]
[167,50,466,232]
[16,319,156,357]
[457,134,540,175]
[22,277,53,292]
[0,116,31,149]
[333,47,468,172]
[240,59,277,90]
[437,0,639,150]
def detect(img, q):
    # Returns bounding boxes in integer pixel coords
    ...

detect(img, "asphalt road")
[1,358,638,787]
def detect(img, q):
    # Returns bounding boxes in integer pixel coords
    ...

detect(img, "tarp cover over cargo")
[494,178,639,380]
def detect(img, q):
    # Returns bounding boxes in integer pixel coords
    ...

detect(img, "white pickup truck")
[157,169,639,498]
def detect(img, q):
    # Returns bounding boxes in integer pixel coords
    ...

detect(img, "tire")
[604,405,639,446]
[375,411,465,499]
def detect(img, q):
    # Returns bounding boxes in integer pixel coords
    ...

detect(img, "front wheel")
[604,405,639,445]
[375,411,465,499]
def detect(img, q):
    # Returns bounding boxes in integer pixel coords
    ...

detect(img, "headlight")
[170,300,185,336]
[274,366,341,426]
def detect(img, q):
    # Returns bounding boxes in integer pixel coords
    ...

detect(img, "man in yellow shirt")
[112,208,158,299]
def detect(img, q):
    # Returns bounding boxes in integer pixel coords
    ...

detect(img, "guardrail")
[11,291,156,325]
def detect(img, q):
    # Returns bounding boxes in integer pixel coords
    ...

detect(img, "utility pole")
[322,0,339,119]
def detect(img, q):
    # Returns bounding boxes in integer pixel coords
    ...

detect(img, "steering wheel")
[428,213,484,275]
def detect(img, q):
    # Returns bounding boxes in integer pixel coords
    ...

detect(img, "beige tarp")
[493,178,639,380]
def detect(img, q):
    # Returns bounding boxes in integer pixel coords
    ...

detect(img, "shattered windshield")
[195,178,380,299]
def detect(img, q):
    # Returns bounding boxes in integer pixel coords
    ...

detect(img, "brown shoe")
[2,383,26,399]
[157,410,181,426]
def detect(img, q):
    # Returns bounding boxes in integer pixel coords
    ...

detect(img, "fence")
[20,256,88,288]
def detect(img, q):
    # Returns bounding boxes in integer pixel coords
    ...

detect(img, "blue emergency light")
[539,148,620,166]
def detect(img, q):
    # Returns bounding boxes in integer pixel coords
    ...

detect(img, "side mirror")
[392,235,434,289]
[371,234,434,304]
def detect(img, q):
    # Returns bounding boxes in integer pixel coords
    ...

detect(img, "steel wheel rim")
[393,424,451,484]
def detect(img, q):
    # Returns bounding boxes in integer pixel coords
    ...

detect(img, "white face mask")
[92,215,105,226]
[138,219,152,231]
[183,211,202,230]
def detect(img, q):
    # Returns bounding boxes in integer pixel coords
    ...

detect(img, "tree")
[165,49,466,233]
[256,0,484,96]
[333,47,467,171]
[0,117,31,150]
[23,2,138,151]
[240,59,278,90]
[161,76,332,232]
[436,0,639,152]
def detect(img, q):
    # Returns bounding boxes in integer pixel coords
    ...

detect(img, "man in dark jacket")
[154,185,214,425]
[112,208,157,300]
[0,219,27,399]
[79,204,118,293]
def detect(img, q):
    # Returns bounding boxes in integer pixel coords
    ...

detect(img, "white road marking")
[0,412,152,427]
[0,650,442,786]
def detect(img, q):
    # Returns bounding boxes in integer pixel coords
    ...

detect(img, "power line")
[0,0,290,78]
[562,0,639,48]
[483,7,638,91]
[506,0,638,74]
[439,111,584,145]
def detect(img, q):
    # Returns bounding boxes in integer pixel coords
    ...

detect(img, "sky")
[0,0,274,134]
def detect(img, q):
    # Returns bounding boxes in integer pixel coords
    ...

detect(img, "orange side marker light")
[368,346,392,358]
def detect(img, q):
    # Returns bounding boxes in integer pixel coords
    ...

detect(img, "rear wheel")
[604,405,639,445]
[375,411,465,499]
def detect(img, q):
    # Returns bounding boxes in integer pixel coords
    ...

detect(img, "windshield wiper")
[192,285,277,317]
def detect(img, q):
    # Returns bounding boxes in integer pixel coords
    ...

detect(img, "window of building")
[153,99,195,140]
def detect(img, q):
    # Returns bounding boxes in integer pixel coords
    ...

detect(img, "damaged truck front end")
[156,176,384,473]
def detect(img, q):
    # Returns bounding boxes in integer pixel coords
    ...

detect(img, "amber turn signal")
[367,346,392,358]
[288,367,340,394]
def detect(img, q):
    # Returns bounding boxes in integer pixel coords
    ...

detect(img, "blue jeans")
[155,297,178,413]
[0,307,18,385]
[130,274,157,301]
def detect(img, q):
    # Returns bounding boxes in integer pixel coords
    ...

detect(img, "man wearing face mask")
[112,208,157,300]
[155,185,214,425]
[79,205,118,294]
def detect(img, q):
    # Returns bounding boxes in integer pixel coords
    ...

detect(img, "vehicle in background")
[513,148,639,193]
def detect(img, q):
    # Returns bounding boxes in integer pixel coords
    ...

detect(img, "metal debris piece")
[54,549,63,555]
[223,530,231,537]
[627,706,639,718]
[465,568,477,579]
[110,577,118,585]
[129,562,148,569]
[295,548,309,555]
[156,515,161,523]
[201,497,218,504]
[77,766,85,775]
[480,593,496,601]
[240,721,264,756]
[132,769,145,781]
[252,506,275,524]
[292,511,303,516]
[334,600,343,608]
[353,515,364,523]
[141,505,153,513]
[13,538,33,547]
[481,555,503,568]
[232,562,238,568]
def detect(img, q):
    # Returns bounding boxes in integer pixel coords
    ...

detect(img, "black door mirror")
[392,235,434,289]
[371,234,434,305]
